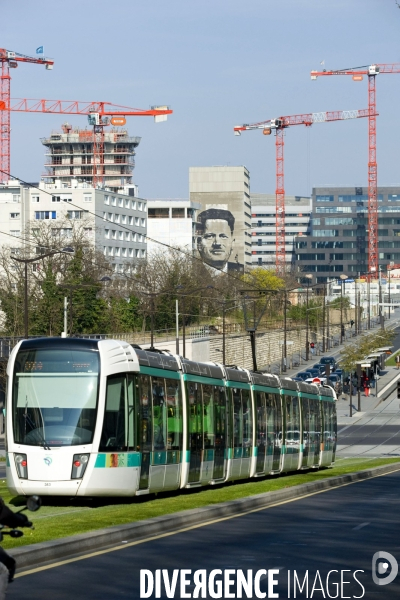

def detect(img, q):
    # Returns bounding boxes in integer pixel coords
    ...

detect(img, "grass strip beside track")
[384,350,400,366]
[2,456,399,550]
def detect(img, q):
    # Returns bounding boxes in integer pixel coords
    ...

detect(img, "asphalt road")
[9,468,400,599]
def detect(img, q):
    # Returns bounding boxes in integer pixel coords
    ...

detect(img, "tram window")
[166,379,182,450]
[203,384,215,449]
[152,377,167,451]
[99,375,127,451]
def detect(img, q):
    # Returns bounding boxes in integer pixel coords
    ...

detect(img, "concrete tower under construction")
[41,123,140,192]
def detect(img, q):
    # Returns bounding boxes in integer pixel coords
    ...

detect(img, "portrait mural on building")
[196,203,244,272]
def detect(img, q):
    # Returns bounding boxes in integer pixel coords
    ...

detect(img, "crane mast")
[310,63,400,275]
[0,48,54,182]
[234,108,372,275]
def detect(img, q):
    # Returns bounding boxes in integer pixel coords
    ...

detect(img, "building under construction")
[41,123,140,192]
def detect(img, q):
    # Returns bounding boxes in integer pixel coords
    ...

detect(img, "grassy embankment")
[2,456,399,550]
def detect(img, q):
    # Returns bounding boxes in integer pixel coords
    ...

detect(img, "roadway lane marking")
[15,465,400,579]
[352,522,370,530]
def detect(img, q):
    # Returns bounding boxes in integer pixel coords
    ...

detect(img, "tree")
[340,329,396,374]
[241,267,285,291]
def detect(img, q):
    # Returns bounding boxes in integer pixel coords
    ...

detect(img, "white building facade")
[251,193,312,268]
[146,198,201,255]
[0,179,147,273]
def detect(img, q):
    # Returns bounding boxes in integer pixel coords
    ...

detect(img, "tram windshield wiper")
[23,412,51,450]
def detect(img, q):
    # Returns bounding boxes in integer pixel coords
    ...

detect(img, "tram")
[6,337,337,497]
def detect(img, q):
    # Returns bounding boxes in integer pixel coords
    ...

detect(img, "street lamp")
[305,274,313,361]
[11,247,74,338]
[339,274,348,344]
[176,285,214,358]
[59,275,111,337]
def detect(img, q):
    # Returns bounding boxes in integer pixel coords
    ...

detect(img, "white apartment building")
[146,198,201,255]
[251,193,312,267]
[0,179,147,273]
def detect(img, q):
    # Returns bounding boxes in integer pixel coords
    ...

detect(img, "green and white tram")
[6,337,337,497]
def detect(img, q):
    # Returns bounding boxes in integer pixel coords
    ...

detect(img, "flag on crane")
[36,46,44,55]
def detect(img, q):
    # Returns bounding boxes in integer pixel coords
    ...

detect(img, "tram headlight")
[14,453,28,479]
[71,453,90,479]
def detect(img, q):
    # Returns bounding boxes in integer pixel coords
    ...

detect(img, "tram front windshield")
[12,348,99,448]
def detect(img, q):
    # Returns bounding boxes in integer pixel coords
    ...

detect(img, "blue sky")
[2,0,400,198]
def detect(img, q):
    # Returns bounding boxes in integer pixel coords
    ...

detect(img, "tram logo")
[372,551,398,586]
[43,457,52,466]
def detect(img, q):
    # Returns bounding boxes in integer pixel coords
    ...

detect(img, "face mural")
[196,209,235,270]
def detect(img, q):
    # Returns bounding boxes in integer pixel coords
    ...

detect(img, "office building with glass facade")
[294,186,400,282]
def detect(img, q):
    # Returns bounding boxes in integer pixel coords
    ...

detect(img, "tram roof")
[134,348,180,372]
[181,358,224,380]
[250,372,280,388]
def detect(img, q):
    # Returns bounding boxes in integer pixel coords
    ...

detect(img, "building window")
[143,203,147,212]
[148,208,169,218]
[140,218,145,227]
[108,247,114,256]
[138,202,142,211]
[135,249,139,257]
[104,195,110,205]
[12,195,20,203]
[118,231,123,240]
[107,213,113,222]
[129,248,134,258]
[131,201,136,210]
[122,215,127,224]
[141,249,146,258]
[84,228,93,237]
[315,195,334,202]
[125,232,129,240]
[112,230,116,239]
[118,198,123,207]
[128,216,133,225]
[32,196,40,203]
[112,197,116,206]
[67,210,82,219]
[10,230,20,237]
[84,195,92,202]
[10,213,20,219]
[52,196,61,202]
[115,214,120,223]
[115,247,120,257]
[132,233,137,242]
[135,217,139,226]
[172,208,185,218]
[35,211,56,220]
[138,234,143,242]
[122,248,127,257]
[125,199,130,208]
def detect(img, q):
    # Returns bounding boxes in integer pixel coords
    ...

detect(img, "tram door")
[213,386,228,480]
[267,393,282,472]
[138,375,152,490]
[255,391,266,473]
[301,398,310,467]
[188,383,203,483]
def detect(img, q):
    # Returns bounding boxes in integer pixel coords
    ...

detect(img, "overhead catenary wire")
[0,168,267,291]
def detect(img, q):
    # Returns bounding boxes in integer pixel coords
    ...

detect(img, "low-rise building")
[146,198,201,255]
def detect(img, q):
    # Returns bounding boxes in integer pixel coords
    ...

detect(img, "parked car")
[291,377,303,382]
[313,363,326,375]
[306,368,321,378]
[305,377,327,385]
[296,371,314,381]
[319,356,337,371]
[334,369,343,381]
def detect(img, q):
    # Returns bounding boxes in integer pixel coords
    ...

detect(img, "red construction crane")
[310,63,400,275]
[0,48,54,181]
[0,98,173,186]
[234,108,372,275]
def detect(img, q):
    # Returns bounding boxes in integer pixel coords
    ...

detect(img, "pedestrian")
[364,377,370,397]
[396,354,400,370]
